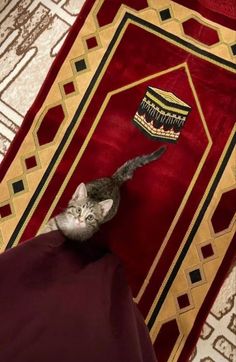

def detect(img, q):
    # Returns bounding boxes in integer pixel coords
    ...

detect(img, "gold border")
[70,54,91,76]
[7,175,28,198]
[39,61,212,243]
[173,290,195,314]
[196,239,218,264]
[21,151,41,174]
[0,1,235,249]
[0,3,235,253]
[185,264,206,289]
[148,130,235,361]
[135,62,212,303]
[0,2,235,357]
[8,19,132,246]
[133,19,236,73]
[82,31,102,53]
[0,200,15,222]
[146,127,235,324]
[157,4,174,24]
[208,184,236,238]
[179,15,221,49]
[59,77,79,99]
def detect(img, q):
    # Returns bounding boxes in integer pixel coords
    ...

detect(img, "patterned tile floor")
[0,0,83,161]
[0,1,235,361]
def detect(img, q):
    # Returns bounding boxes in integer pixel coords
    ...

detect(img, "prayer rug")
[0,1,235,361]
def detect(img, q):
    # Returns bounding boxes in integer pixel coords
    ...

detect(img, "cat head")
[56,183,113,241]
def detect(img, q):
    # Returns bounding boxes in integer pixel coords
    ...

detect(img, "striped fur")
[42,146,166,242]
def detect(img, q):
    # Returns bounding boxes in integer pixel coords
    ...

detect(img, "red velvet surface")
[96,0,147,27]
[173,0,236,30]
[211,189,236,233]
[16,21,234,359]
[37,105,65,146]
[182,18,220,45]
[19,24,236,308]
[198,0,236,19]
[1,2,235,360]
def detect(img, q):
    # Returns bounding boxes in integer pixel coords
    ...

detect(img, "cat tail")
[112,146,166,185]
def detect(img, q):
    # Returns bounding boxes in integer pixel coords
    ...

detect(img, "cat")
[42,146,166,241]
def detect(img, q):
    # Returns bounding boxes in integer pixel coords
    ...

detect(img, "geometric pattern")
[74,58,87,72]
[63,81,76,95]
[159,8,172,22]
[154,318,180,361]
[188,268,204,285]
[60,78,78,99]
[176,292,193,313]
[83,33,101,52]
[213,336,236,360]
[231,43,236,55]
[22,152,41,174]
[12,180,24,194]
[191,265,236,362]
[0,203,12,219]
[1,1,235,160]
[133,86,191,143]
[36,104,65,146]
[149,144,235,361]
[85,36,98,49]
[182,18,220,46]
[24,155,38,170]
[0,1,235,362]
[211,188,236,234]
[177,293,191,309]
[200,243,215,259]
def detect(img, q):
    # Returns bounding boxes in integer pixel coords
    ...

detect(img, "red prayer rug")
[0,1,235,361]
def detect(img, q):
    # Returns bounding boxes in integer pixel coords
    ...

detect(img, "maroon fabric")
[182,18,220,45]
[0,231,156,362]
[211,189,236,233]
[173,0,236,30]
[96,0,147,27]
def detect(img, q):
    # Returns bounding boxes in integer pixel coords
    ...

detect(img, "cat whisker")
[41,147,166,242]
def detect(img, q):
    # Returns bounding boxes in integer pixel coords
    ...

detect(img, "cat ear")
[99,199,113,217]
[73,183,87,199]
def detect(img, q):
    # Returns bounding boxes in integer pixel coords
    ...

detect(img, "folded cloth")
[0,231,156,362]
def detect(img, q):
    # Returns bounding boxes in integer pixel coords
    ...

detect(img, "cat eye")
[86,215,94,221]
[76,207,81,215]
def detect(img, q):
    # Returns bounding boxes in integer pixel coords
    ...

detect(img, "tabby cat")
[42,146,166,241]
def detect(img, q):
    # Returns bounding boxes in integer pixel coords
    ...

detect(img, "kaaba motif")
[133,87,191,142]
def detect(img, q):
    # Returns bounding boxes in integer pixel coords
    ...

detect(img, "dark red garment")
[0,231,156,362]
